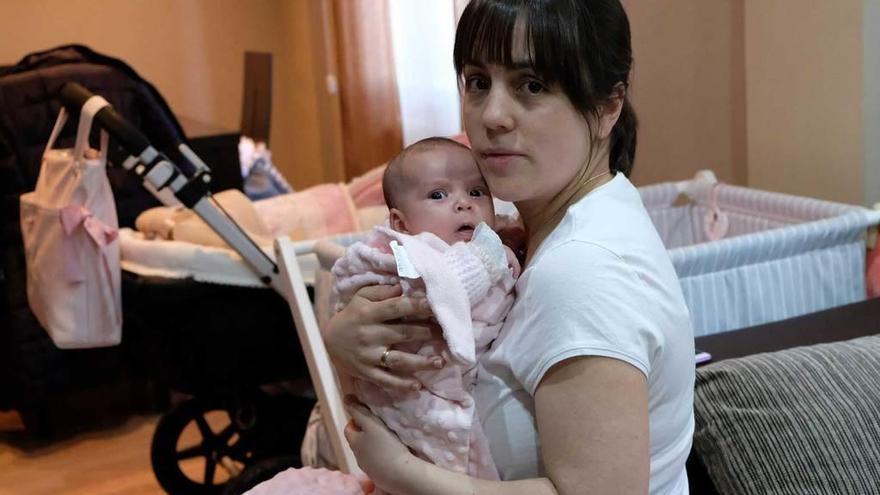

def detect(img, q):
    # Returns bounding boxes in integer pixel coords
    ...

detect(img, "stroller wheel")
[151,397,254,495]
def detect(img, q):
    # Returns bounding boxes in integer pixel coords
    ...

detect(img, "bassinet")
[640,173,880,336]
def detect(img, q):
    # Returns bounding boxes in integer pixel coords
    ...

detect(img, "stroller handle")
[59,82,152,158]
[58,81,286,294]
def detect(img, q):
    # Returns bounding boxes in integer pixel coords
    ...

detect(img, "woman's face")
[461,41,593,207]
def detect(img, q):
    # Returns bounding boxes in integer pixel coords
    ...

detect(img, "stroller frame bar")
[59,82,284,294]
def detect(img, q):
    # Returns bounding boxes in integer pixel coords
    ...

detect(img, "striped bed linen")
[638,178,880,336]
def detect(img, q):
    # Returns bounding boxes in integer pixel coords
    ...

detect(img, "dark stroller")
[0,45,314,494]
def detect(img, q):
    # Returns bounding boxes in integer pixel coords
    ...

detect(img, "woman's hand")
[323,284,444,392]
[344,395,419,493]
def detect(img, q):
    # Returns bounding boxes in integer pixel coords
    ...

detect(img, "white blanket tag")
[390,241,420,279]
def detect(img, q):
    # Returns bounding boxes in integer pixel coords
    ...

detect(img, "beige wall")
[626,0,866,205]
[866,0,880,207]
[0,0,339,189]
[745,0,864,204]
[624,0,745,187]
[2,1,869,202]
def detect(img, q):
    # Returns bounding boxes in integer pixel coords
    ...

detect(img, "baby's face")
[391,146,495,244]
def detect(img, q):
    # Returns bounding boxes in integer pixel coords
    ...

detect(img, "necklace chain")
[582,170,611,187]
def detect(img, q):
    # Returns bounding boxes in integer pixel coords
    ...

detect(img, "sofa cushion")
[693,335,880,495]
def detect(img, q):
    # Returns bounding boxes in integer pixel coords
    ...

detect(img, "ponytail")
[609,97,637,177]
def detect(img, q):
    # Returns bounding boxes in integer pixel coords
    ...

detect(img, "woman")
[325,1,695,493]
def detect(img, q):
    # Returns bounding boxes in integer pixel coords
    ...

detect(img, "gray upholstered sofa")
[689,298,880,495]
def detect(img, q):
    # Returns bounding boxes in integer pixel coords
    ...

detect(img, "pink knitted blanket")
[333,224,519,482]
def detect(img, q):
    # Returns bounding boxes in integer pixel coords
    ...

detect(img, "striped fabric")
[693,336,880,495]
[639,179,880,336]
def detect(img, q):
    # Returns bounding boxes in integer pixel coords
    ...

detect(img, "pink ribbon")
[59,204,118,282]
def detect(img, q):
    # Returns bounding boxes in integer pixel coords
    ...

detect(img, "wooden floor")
[0,407,247,495]
[0,411,165,495]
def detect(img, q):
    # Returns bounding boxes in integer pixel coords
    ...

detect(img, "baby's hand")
[504,245,522,279]
[314,239,346,270]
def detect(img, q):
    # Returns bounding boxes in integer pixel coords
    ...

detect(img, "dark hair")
[453,0,637,176]
[383,137,473,208]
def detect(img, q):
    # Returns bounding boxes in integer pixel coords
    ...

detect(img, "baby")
[383,136,497,246]
[327,137,520,482]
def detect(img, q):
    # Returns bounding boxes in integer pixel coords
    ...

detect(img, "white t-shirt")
[474,173,695,494]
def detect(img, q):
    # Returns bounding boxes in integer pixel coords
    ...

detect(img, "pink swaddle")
[333,223,519,482]
[244,467,371,495]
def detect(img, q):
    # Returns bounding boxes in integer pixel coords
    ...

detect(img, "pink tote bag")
[19,96,122,348]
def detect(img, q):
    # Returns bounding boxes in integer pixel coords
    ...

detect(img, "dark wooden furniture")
[695,297,880,363]
[241,52,272,145]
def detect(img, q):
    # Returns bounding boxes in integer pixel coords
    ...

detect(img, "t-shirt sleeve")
[512,240,664,395]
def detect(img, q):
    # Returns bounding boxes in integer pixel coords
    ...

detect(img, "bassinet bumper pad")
[670,210,879,336]
[119,228,274,287]
[119,229,368,287]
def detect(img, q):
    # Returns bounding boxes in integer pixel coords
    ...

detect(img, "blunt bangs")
[453,0,519,74]
[454,0,637,175]
[453,0,596,111]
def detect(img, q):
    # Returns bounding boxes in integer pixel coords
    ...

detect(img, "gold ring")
[380,348,392,369]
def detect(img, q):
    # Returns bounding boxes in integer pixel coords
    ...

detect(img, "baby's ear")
[389,208,409,233]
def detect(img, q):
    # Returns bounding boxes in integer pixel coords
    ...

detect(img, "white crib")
[640,172,879,336]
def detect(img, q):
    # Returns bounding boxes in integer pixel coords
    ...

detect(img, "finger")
[355,284,402,302]
[360,365,422,392]
[367,295,432,322]
[381,349,444,373]
[380,322,437,344]
[346,416,362,432]
[359,478,375,495]
[344,419,362,448]
[345,397,378,428]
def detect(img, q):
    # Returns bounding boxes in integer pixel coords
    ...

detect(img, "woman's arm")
[345,356,650,495]
[535,356,649,494]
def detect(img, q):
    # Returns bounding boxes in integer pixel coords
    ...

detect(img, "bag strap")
[43,107,69,156]
[73,95,111,161]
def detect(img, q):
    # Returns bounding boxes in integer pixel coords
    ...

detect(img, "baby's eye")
[429,190,448,200]
[470,189,486,197]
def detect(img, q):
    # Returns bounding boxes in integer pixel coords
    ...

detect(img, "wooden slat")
[274,236,361,475]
